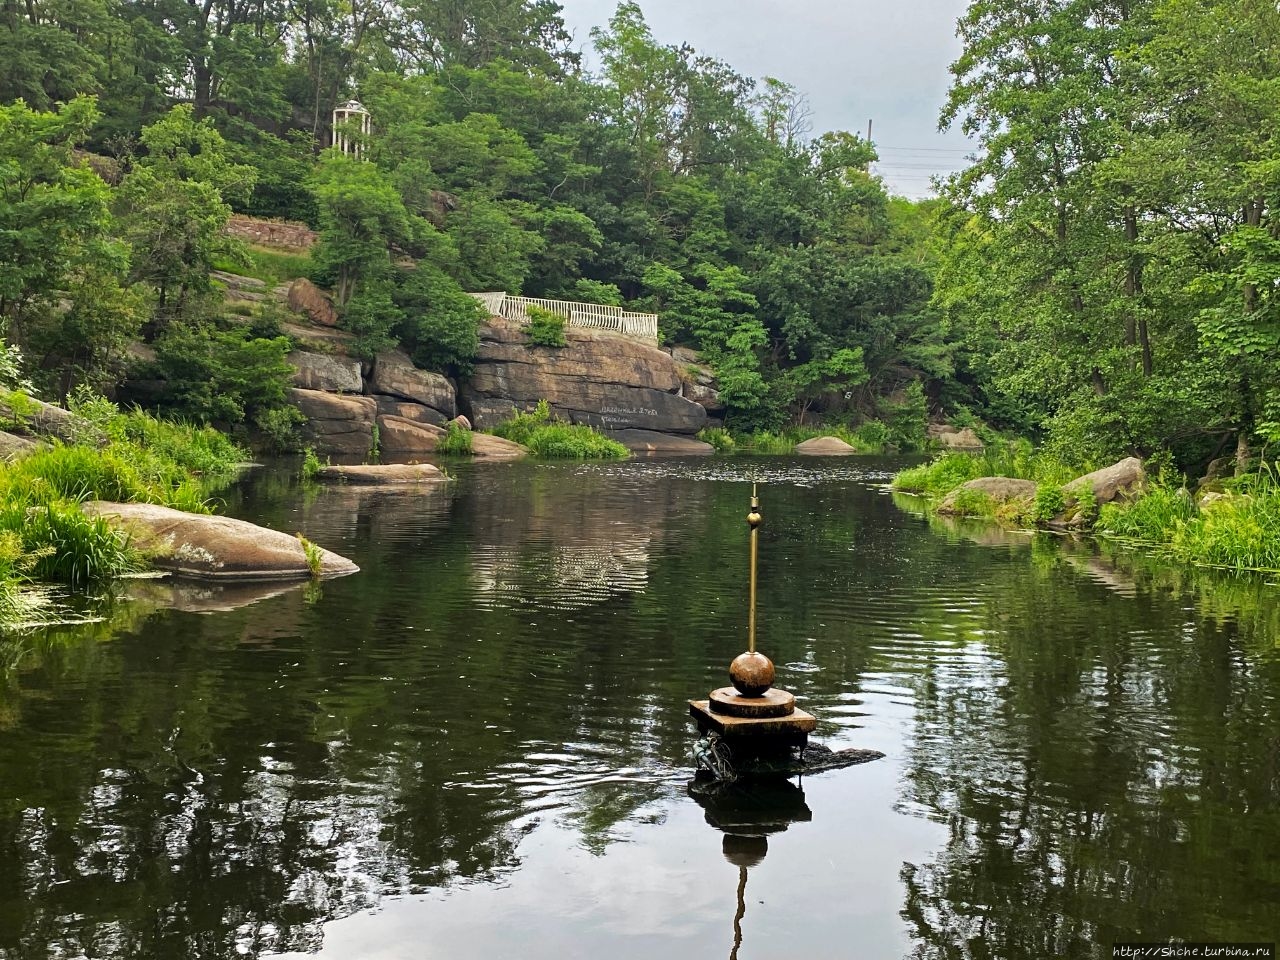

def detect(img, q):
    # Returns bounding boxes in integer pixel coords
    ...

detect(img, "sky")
[553,0,977,198]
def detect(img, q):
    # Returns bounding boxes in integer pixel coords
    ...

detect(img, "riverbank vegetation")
[489,402,628,460]
[895,448,1280,573]
[0,390,245,622]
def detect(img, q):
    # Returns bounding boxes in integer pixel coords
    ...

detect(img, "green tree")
[309,151,410,306]
[117,104,255,330]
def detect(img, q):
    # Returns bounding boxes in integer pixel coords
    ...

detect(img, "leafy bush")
[489,400,626,459]
[149,322,295,427]
[524,304,567,347]
[697,427,736,453]
[948,487,996,517]
[852,419,890,452]
[523,423,627,459]
[394,265,484,375]
[301,447,326,480]
[1032,484,1066,524]
[437,420,474,455]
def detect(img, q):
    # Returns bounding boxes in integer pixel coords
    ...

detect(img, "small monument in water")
[689,484,884,780]
[689,485,817,773]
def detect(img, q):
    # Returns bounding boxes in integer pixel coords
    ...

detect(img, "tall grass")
[489,401,628,459]
[1100,466,1280,573]
[0,392,249,619]
[212,245,313,285]
[892,444,1081,497]
[437,421,474,455]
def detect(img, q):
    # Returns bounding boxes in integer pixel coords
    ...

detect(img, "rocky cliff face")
[461,319,711,435]
[283,310,719,457]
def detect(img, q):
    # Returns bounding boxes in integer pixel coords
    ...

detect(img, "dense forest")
[1,0,1279,468]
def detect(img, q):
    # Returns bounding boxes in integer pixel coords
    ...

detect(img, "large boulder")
[937,477,1037,515]
[314,463,447,485]
[929,424,984,450]
[610,429,712,455]
[795,436,858,456]
[289,388,376,457]
[287,278,338,327]
[373,396,448,427]
[470,433,528,460]
[0,395,104,446]
[0,431,38,460]
[376,414,444,457]
[82,501,358,580]
[288,350,362,393]
[1064,457,1145,505]
[461,319,708,435]
[368,350,457,418]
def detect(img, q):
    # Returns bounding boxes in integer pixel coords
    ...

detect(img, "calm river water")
[1,456,1278,959]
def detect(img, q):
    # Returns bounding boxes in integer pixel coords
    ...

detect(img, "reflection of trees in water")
[896,548,1280,958]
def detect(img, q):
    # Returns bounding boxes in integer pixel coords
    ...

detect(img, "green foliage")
[148,322,294,427]
[296,533,323,578]
[437,421,474,455]
[489,400,627,459]
[0,393,246,604]
[309,153,410,307]
[892,445,1078,498]
[489,399,554,447]
[697,427,736,453]
[1032,484,1067,525]
[300,447,326,481]
[213,246,313,285]
[853,420,890,452]
[0,97,118,337]
[393,265,484,375]
[117,105,255,329]
[949,487,997,518]
[525,305,567,347]
[1100,469,1280,573]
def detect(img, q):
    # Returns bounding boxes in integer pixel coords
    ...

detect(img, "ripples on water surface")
[1,457,1278,959]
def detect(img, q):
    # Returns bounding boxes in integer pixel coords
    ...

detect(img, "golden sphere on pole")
[729,651,775,697]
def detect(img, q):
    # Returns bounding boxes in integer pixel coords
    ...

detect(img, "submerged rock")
[83,502,358,581]
[794,436,857,456]
[313,463,447,485]
[611,429,713,455]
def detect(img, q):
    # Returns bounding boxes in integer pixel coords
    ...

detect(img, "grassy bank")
[488,402,628,459]
[894,447,1280,574]
[1099,471,1280,573]
[892,445,1081,497]
[1,391,246,623]
[697,420,897,455]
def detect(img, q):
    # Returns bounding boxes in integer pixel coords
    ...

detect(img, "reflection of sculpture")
[689,777,812,960]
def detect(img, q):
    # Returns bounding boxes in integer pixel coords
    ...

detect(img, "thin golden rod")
[747,483,761,654]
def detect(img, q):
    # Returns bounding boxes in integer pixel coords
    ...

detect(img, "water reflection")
[1,459,1278,959]
[689,775,813,960]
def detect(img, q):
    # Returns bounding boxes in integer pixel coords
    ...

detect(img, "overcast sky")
[554,0,977,198]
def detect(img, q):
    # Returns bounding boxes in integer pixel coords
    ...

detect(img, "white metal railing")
[468,292,659,343]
